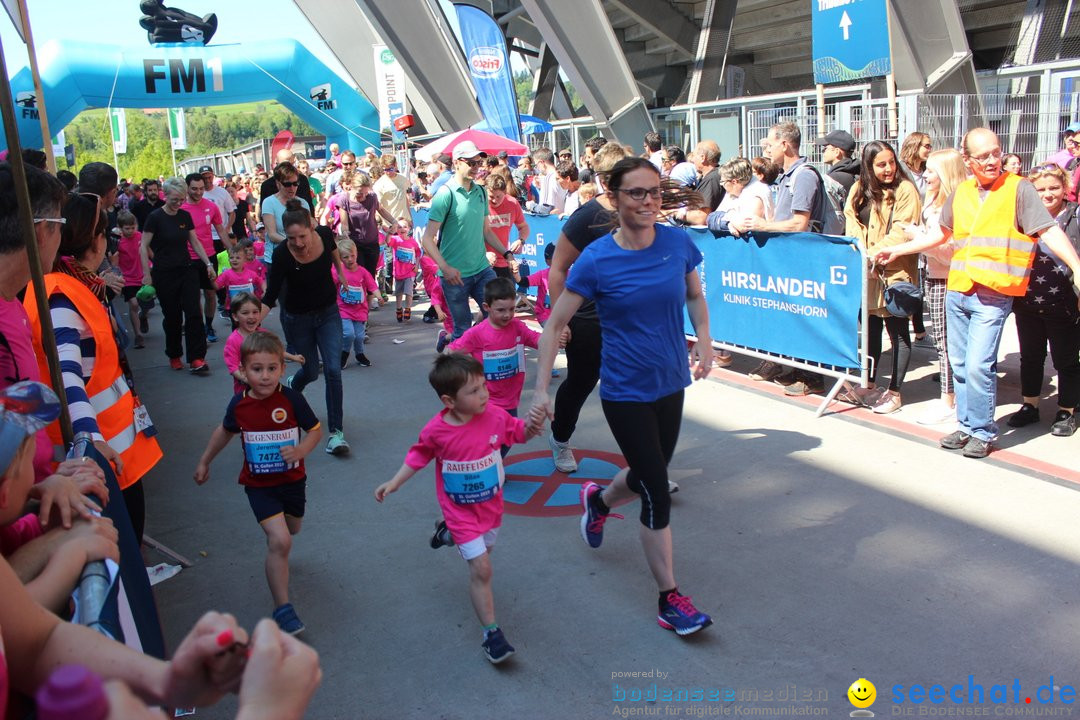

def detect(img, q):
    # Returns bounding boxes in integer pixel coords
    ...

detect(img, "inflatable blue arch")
[3,38,381,153]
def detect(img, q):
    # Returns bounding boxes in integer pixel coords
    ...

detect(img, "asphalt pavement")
[127,300,1080,720]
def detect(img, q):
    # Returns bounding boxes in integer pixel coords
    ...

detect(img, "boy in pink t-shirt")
[375,354,542,664]
[216,244,266,302]
[448,278,541,437]
[115,211,147,348]
[387,222,421,322]
[332,238,381,368]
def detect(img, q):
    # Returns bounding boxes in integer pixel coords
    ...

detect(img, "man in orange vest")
[877,128,1080,458]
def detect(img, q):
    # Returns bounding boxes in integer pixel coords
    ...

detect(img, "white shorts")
[457,528,499,561]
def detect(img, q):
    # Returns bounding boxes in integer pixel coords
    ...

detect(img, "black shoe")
[940,430,970,450]
[430,519,454,549]
[1006,403,1040,427]
[340,351,350,370]
[1051,411,1077,437]
[356,353,371,367]
[481,628,515,664]
[962,437,992,458]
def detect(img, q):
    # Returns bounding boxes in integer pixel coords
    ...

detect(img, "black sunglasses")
[280,180,299,187]
[459,159,483,168]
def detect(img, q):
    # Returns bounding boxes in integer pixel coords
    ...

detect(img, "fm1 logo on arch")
[143,58,224,94]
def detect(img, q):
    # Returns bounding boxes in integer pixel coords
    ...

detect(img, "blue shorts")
[244,478,307,523]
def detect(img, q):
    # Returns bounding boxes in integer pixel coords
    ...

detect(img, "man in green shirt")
[421,141,517,340]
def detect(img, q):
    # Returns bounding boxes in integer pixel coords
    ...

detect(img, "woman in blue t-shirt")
[530,157,716,636]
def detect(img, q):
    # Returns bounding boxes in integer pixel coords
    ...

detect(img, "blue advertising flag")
[454,3,523,144]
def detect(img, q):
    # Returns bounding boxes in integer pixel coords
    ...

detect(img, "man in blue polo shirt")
[421,141,517,345]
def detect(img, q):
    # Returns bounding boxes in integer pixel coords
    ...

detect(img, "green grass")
[74,101,290,121]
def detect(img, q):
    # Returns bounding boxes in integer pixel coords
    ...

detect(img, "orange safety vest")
[947,172,1038,296]
[24,274,162,489]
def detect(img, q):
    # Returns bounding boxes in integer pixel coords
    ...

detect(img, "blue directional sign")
[812,0,892,84]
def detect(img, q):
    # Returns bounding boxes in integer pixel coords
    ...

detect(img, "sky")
[0,1,354,82]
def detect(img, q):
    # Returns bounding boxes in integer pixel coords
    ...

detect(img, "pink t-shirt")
[252,240,266,262]
[0,298,54,480]
[246,259,266,283]
[528,268,552,324]
[486,194,525,268]
[181,198,223,260]
[224,328,269,395]
[404,406,525,543]
[388,234,421,280]
[116,231,144,286]
[332,265,378,321]
[449,319,541,411]
[216,267,263,300]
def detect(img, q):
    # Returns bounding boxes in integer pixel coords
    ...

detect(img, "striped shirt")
[50,294,104,441]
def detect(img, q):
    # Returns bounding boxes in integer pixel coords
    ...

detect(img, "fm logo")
[310,83,337,111]
[143,58,223,94]
[16,91,37,119]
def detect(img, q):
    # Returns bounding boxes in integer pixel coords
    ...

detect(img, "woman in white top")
[904,148,966,425]
[719,157,773,231]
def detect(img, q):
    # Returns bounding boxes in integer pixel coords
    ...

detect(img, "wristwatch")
[502,250,513,259]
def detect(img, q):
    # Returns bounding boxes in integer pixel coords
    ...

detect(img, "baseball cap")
[198,165,214,174]
[1065,122,1080,134]
[256,222,266,230]
[436,153,453,166]
[452,141,486,161]
[0,381,60,473]
[814,130,856,153]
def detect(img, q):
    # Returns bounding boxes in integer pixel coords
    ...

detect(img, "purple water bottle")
[35,664,109,720]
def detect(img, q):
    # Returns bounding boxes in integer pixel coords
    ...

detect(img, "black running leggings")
[601,390,684,531]
[867,314,912,392]
[551,315,602,443]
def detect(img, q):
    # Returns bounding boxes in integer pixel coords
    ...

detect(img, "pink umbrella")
[415,128,529,162]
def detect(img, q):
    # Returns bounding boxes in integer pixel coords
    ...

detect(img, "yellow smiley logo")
[848,678,876,709]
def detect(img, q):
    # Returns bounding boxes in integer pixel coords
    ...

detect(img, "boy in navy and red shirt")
[194,331,321,636]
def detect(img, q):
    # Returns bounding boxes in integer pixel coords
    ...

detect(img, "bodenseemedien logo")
[380,48,395,64]
[849,678,877,717]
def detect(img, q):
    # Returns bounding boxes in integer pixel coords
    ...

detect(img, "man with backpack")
[734,121,835,394]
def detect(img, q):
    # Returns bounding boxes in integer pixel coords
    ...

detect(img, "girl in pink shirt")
[115,211,147,348]
[332,239,381,368]
[420,255,453,341]
[387,223,421,322]
[223,293,303,395]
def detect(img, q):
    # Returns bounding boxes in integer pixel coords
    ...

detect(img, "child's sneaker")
[169,357,184,371]
[356,354,372,367]
[189,359,209,375]
[325,430,350,455]
[272,603,305,635]
[435,330,450,353]
[404,308,412,321]
[396,307,404,323]
[579,482,622,548]
[657,591,712,636]
[481,627,515,664]
[430,519,455,549]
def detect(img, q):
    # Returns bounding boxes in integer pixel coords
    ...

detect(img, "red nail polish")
[216,629,233,648]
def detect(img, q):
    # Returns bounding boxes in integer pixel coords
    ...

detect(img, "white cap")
[452,140,486,161]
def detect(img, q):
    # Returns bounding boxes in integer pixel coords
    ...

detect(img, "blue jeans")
[946,287,1013,442]
[442,266,496,339]
[341,318,366,356]
[282,304,344,433]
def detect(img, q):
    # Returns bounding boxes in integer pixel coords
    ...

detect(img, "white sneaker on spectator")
[549,434,578,473]
[917,400,956,426]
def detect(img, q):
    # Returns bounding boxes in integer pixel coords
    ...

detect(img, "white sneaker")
[549,433,578,473]
[668,479,680,494]
[917,400,957,426]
